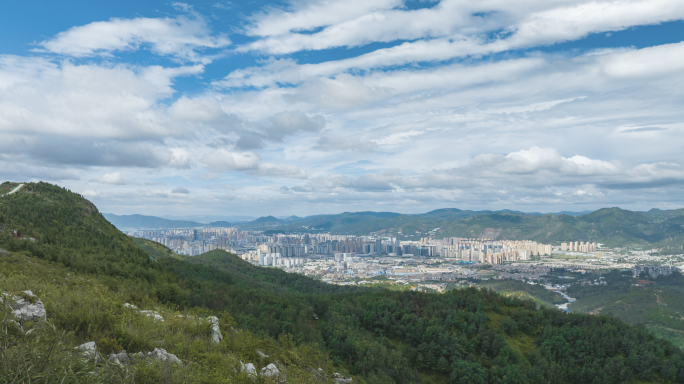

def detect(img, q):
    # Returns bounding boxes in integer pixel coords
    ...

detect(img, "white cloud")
[96,172,127,185]
[201,149,261,172]
[266,110,325,140]
[37,7,230,63]
[314,134,377,152]
[252,163,307,178]
[244,0,403,37]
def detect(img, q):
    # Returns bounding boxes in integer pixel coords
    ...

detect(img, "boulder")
[10,291,46,322]
[75,341,104,363]
[139,310,164,322]
[261,363,280,378]
[133,348,182,364]
[257,350,269,358]
[76,341,97,352]
[207,316,223,343]
[240,361,257,376]
[333,372,353,384]
[108,350,130,364]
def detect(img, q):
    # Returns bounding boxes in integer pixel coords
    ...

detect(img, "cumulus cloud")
[265,110,325,141]
[201,149,261,172]
[96,172,127,185]
[37,6,230,63]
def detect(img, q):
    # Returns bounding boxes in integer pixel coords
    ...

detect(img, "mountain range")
[104,207,684,250]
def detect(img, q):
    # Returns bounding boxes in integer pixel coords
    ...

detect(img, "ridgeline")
[2,181,684,383]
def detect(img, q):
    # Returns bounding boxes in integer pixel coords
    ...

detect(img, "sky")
[1,0,684,218]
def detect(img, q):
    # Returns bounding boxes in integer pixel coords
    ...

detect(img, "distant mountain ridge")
[104,208,684,249]
[103,213,203,229]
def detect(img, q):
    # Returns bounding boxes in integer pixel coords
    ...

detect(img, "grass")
[0,250,345,384]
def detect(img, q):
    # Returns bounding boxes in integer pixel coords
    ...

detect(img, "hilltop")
[2,182,684,383]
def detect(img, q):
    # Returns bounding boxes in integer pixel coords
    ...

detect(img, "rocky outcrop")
[261,363,280,378]
[207,316,223,343]
[75,341,105,363]
[257,350,268,358]
[132,348,182,364]
[108,350,130,364]
[123,303,165,322]
[7,291,46,322]
[333,372,353,384]
[240,361,257,376]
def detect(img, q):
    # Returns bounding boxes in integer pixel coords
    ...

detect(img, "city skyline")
[1,1,683,217]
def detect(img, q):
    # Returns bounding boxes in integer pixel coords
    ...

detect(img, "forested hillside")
[3,182,684,383]
[569,271,684,349]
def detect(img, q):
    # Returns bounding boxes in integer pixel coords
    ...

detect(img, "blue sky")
[1,0,684,217]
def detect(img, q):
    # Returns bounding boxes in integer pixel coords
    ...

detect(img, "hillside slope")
[3,182,684,383]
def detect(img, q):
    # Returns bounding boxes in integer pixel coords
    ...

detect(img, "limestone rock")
[108,350,130,364]
[333,372,353,384]
[257,350,269,358]
[133,348,181,364]
[261,363,280,378]
[240,361,257,376]
[76,341,97,352]
[75,342,104,363]
[139,310,164,322]
[10,291,46,322]
[208,316,223,343]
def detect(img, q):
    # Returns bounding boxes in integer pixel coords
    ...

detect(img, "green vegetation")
[3,182,684,383]
[131,237,183,261]
[0,251,336,383]
[477,280,568,308]
[569,271,684,348]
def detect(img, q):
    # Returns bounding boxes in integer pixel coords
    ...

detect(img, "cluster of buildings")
[419,237,552,263]
[631,264,675,279]
[561,241,598,253]
[130,229,602,268]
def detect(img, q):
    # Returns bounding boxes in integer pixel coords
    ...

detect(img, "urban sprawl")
[130,227,681,293]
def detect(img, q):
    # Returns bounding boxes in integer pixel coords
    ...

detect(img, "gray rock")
[261,363,280,378]
[75,341,97,352]
[240,361,257,376]
[75,342,104,363]
[108,350,129,364]
[132,348,181,364]
[257,350,269,358]
[10,291,46,322]
[207,316,223,343]
[333,373,352,384]
[139,310,164,322]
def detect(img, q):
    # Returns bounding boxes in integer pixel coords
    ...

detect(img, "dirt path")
[1,183,24,197]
